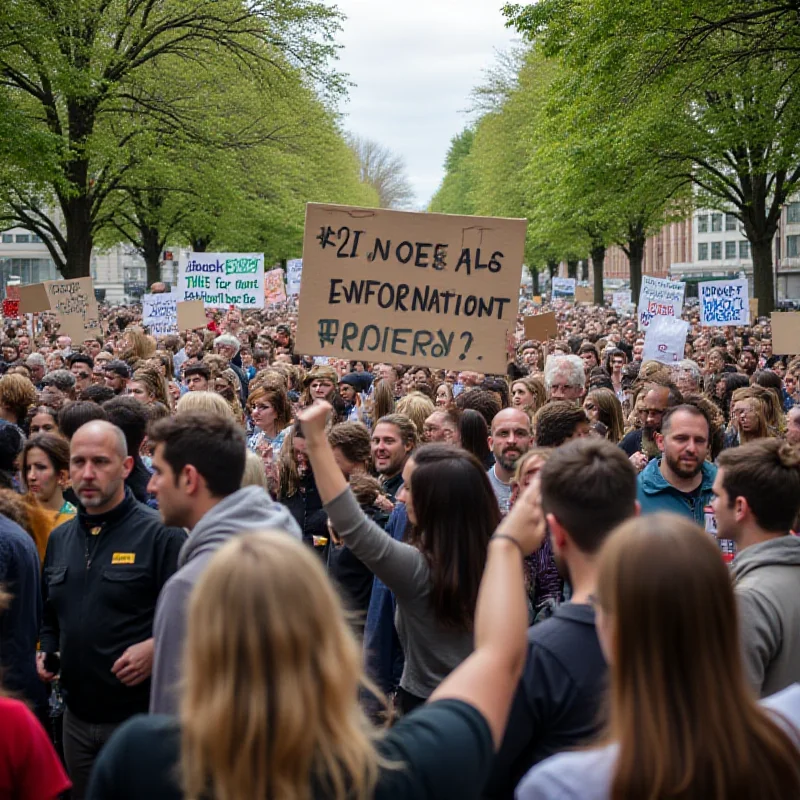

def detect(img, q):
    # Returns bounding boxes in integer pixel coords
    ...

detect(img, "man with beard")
[636,405,716,526]
[38,421,186,798]
[370,413,417,504]
[488,408,533,515]
[484,439,637,797]
[621,380,683,468]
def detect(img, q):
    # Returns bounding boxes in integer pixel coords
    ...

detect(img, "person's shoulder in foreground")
[514,744,617,800]
[0,696,71,800]
[87,699,494,800]
[515,684,800,800]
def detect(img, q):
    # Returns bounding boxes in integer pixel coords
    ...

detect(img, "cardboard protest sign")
[264,269,287,304]
[178,253,265,309]
[142,292,178,335]
[524,312,559,342]
[286,259,303,295]
[699,278,748,327]
[176,300,208,331]
[18,283,51,314]
[575,286,593,304]
[551,277,576,300]
[642,315,690,364]
[749,298,759,320]
[770,312,800,355]
[295,203,526,372]
[638,276,685,330]
[46,277,101,340]
[612,291,631,309]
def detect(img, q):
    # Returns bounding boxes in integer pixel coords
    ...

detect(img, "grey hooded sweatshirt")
[149,486,301,714]
[731,535,800,698]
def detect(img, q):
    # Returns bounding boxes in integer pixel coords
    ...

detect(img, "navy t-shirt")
[0,513,44,709]
[87,699,493,799]
[483,604,608,798]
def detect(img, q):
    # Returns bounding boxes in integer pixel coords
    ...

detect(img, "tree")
[347,135,415,209]
[0,0,343,278]
[505,0,800,314]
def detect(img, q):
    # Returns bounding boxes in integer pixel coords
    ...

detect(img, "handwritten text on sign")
[638,276,685,330]
[295,204,526,372]
[178,253,265,309]
[142,292,178,335]
[699,278,749,327]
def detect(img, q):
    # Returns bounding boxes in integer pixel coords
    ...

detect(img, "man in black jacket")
[38,420,185,799]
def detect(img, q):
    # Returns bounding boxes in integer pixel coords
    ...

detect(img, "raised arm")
[299,402,425,600]
[430,478,546,748]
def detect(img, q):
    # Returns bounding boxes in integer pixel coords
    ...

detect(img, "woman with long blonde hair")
[88,483,547,799]
[517,514,800,800]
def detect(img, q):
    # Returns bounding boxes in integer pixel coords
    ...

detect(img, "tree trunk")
[547,260,558,279]
[581,259,588,282]
[531,267,540,296]
[591,244,606,305]
[567,259,578,280]
[627,229,646,305]
[192,235,212,252]
[750,237,775,316]
[141,226,163,286]
[62,194,94,279]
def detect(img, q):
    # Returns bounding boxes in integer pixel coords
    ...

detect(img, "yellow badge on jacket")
[111,553,136,565]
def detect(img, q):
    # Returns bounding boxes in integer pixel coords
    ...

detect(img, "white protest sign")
[551,277,576,299]
[142,291,178,335]
[612,291,631,309]
[178,253,265,309]
[286,259,303,295]
[638,276,685,330]
[699,278,749,327]
[264,269,287,304]
[642,314,690,364]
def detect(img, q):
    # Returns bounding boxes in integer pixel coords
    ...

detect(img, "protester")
[516,514,800,800]
[103,360,130,395]
[300,401,501,714]
[485,439,637,797]
[543,355,585,403]
[582,388,624,442]
[713,440,800,697]
[487,408,534,514]
[145,412,300,714]
[38,421,187,798]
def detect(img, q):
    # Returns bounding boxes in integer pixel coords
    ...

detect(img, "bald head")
[70,420,132,513]
[72,420,127,459]
[491,407,531,436]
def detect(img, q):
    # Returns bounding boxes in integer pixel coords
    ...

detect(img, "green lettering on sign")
[225,258,259,275]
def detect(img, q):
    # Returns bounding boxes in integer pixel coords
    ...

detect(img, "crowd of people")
[0,291,799,799]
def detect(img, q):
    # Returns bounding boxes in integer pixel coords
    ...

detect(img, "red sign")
[2,299,20,317]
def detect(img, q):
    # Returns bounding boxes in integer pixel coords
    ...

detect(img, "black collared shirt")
[40,489,186,723]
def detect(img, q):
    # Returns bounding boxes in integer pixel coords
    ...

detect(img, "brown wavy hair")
[596,514,800,800]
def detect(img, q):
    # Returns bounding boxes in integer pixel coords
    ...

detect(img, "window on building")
[31,234,42,243]
[725,241,737,260]
[697,215,709,233]
[698,243,709,261]
[787,202,800,224]
[711,213,723,232]
[787,235,800,258]
[15,234,29,243]
[739,240,750,259]
[725,214,737,231]
[711,241,722,260]
[1,234,11,244]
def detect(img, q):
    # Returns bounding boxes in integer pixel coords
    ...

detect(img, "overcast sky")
[332,0,517,209]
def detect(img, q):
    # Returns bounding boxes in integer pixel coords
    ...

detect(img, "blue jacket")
[363,503,408,697]
[637,458,717,526]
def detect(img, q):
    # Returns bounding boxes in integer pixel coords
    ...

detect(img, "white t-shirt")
[516,684,800,799]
